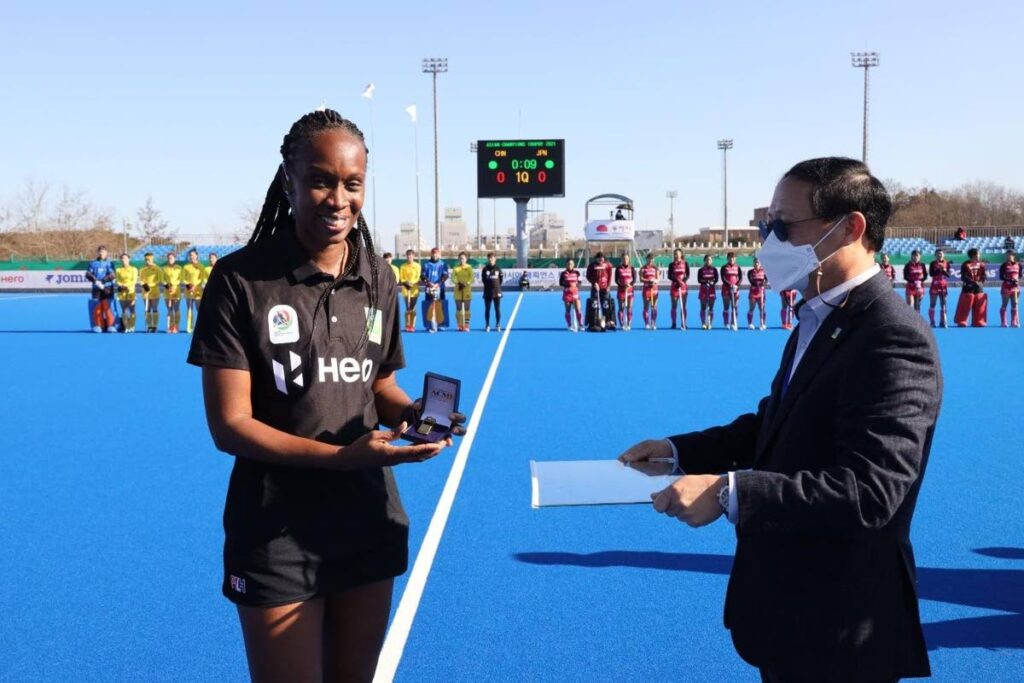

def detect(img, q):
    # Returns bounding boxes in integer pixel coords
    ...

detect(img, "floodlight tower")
[851,51,880,163]
[422,57,448,248]
[717,139,733,247]
[666,190,678,238]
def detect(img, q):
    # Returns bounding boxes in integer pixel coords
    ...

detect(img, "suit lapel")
[755,271,893,462]
[762,330,799,428]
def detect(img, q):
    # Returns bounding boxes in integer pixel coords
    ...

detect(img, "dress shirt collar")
[799,263,881,322]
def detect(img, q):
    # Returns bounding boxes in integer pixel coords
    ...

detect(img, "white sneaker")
[748,323,755,330]
[485,325,490,332]
[496,325,502,332]
[760,324,767,331]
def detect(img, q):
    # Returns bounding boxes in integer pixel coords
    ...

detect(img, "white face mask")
[756,216,848,292]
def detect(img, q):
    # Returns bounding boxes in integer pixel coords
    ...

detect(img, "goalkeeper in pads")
[85,246,117,332]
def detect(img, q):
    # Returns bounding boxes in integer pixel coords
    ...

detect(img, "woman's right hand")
[338,422,450,470]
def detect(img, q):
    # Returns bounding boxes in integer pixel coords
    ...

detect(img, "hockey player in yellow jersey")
[200,252,218,298]
[181,249,205,333]
[399,249,422,332]
[138,252,163,332]
[452,251,475,332]
[114,253,139,332]
[161,252,183,333]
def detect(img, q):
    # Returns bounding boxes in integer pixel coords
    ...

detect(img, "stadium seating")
[130,243,243,261]
[941,236,1022,253]
[881,237,938,255]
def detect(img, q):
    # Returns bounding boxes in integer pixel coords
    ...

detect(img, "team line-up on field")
[81,240,1021,335]
[84,246,217,333]
[391,245,1022,333]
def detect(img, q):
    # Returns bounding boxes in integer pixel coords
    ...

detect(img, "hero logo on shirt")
[318,357,374,384]
[273,351,304,395]
[268,304,300,344]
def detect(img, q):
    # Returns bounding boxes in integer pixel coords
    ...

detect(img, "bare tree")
[136,196,175,244]
[15,179,51,232]
[52,186,94,231]
[890,181,1024,228]
[235,202,261,244]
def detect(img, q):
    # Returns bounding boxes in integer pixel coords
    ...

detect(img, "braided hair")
[249,109,380,352]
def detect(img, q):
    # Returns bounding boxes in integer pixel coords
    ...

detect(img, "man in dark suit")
[620,158,941,682]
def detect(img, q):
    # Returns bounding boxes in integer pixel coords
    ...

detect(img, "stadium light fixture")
[851,52,880,163]
[422,57,448,249]
[717,139,733,247]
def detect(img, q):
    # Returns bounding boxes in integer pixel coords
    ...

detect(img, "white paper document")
[530,459,681,508]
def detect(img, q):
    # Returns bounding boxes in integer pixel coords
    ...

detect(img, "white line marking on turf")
[374,292,524,683]
[0,294,61,301]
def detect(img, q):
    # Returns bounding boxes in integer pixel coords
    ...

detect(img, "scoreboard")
[476,139,565,199]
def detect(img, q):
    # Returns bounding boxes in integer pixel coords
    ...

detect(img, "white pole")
[370,95,378,246]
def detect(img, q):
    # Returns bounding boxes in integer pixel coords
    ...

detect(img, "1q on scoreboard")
[476,139,565,199]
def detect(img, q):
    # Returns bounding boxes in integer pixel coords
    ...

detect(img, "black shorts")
[223,525,409,607]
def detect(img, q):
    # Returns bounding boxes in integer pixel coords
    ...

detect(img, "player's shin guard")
[565,311,572,328]
[929,308,935,326]
[1001,308,1007,327]
[723,310,729,327]
[954,293,974,326]
[651,308,657,324]
[747,310,754,326]
[972,292,988,327]
[1013,310,1020,327]
[642,309,649,327]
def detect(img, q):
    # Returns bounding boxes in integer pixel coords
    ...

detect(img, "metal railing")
[887,225,1024,242]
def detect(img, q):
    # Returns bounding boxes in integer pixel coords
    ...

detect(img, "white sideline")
[373,292,524,683]
[0,294,61,301]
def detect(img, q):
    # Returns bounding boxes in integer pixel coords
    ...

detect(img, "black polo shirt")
[188,228,408,544]
[481,263,503,298]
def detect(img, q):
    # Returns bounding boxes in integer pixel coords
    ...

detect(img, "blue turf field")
[1,291,1022,682]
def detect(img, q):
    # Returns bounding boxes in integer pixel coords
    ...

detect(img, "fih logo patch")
[273,351,304,395]
[268,304,299,344]
[230,574,247,594]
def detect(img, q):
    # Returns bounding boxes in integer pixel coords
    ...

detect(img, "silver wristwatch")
[717,476,730,514]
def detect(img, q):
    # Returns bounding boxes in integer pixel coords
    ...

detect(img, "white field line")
[373,292,524,683]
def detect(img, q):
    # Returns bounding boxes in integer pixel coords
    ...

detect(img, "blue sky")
[3,0,1022,247]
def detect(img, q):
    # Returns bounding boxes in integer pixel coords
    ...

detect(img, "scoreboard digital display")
[476,139,565,199]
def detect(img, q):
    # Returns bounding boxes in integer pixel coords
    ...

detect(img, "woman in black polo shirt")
[188,109,448,682]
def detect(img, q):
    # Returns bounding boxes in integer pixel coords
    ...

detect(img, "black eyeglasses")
[757,216,820,242]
